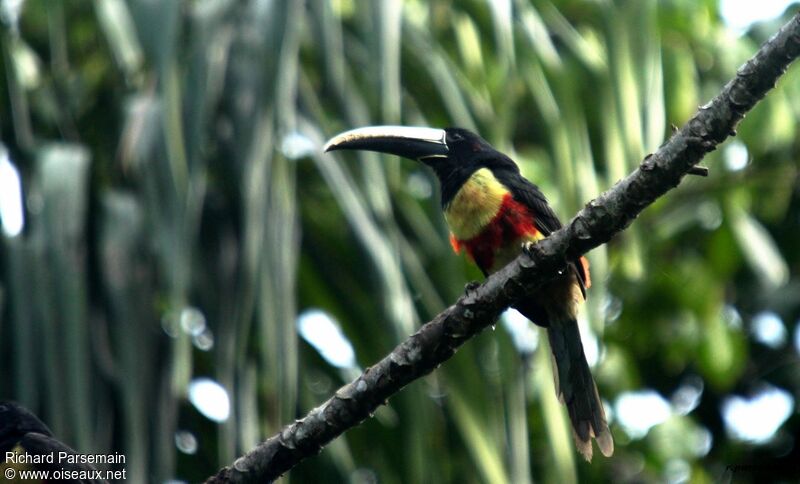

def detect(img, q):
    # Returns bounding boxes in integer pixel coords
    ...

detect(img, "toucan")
[324,126,613,461]
[0,401,108,483]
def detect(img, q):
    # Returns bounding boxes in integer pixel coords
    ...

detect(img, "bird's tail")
[546,315,614,461]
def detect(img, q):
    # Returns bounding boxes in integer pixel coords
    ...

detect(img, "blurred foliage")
[1,0,799,483]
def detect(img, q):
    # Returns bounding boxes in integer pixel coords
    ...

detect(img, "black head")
[324,126,520,205]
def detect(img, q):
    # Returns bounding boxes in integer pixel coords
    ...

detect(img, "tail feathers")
[547,316,613,461]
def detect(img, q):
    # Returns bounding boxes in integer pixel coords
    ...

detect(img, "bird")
[324,126,613,461]
[0,400,108,483]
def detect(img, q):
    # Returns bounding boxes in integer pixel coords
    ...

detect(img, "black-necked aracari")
[324,126,613,461]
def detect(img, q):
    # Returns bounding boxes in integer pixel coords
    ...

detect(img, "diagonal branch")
[206,12,800,484]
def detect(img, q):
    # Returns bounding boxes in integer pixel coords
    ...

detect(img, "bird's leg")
[521,240,539,257]
[464,281,481,295]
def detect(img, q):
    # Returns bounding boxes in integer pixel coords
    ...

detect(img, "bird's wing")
[490,167,560,235]
[498,169,590,296]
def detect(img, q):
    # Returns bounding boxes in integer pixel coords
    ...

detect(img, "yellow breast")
[443,168,509,240]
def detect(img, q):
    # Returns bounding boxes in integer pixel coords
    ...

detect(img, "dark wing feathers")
[502,175,562,236]
[494,166,590,297]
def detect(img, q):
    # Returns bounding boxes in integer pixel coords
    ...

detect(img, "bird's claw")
[464,281,481,295]
[521,240,537,257]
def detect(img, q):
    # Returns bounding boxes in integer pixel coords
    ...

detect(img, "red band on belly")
[452,194,539,272]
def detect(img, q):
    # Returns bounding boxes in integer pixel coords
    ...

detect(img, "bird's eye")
[450,133,463,141]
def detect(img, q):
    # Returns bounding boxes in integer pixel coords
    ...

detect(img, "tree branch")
[206,12,800,484]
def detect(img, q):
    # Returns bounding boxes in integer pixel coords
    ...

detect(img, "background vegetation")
[1,0,798,482]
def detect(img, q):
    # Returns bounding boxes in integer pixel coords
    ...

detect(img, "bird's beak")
[323,126,449,162]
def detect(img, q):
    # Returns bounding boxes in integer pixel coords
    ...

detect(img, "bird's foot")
[464,281,481,295]
[521,240,538,257]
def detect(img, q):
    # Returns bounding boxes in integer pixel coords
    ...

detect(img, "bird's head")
[324,126,518,204]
